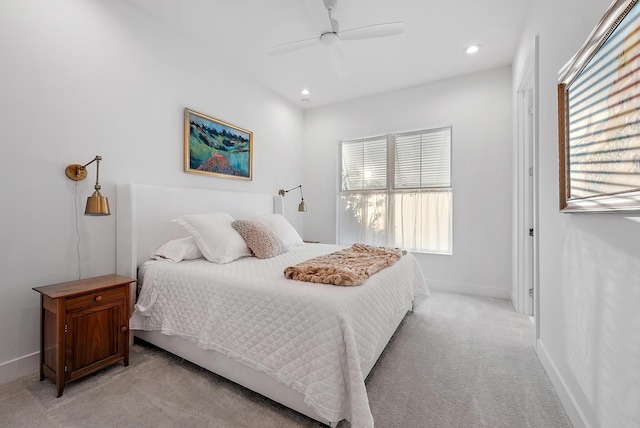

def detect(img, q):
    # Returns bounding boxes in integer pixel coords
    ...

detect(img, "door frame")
[514,36,540,342]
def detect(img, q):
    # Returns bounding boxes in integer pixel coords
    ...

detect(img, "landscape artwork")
[184,108,252,180]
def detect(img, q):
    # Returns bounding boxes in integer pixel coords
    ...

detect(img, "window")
[338,127,452,254]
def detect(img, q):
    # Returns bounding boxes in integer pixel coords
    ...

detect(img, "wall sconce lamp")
[65,155,111,216]
[278,185,307,212]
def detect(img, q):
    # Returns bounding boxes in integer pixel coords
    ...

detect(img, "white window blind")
[339,127,453,254]
[566,6,640,199]
[341,136,387,190]
[395,128,451,189]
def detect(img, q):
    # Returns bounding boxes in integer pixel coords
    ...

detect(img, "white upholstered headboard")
[115,183,282,279]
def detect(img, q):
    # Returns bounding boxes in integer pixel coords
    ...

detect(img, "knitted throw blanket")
[284,243,405,286]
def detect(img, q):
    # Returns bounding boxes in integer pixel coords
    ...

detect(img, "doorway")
[514,36,539,342]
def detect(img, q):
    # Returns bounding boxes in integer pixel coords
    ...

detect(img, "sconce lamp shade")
[279,184,307,212]
[85,189,111,216]
[65,155,111,216]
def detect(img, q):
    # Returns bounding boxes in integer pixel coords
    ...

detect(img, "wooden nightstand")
[33,274,136,397]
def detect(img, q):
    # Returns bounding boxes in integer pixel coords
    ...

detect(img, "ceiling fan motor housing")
[320,31,340,46]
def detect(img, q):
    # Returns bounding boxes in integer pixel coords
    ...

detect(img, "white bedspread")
[130,243,429,427]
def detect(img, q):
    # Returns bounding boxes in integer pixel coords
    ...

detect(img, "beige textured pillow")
[232,220,287,259]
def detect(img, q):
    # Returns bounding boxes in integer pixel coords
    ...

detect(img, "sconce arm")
[278,184,302,197]
[65,155,102,186]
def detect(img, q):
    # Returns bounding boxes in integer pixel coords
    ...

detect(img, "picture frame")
[558,0,640,212]
[184,108,253,180]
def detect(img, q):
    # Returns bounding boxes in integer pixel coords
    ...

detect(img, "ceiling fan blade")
[339,21,404,41]
[329,44,348,77]
[266,37,319,56]
[303,0,333,33]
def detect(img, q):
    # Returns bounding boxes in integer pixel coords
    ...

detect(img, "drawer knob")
[121,326,128,333]
[95,295,103,302]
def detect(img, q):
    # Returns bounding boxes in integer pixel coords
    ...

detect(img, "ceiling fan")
[266,0,404,76]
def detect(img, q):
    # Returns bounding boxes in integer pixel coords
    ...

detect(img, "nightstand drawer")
[66,287,126,312]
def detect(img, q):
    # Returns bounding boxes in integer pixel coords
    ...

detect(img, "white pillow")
[151,237,203,263]
[173,213,251,264]
[253,214,303,249]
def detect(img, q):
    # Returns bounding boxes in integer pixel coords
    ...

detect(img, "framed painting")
[558,0,640,212]
[184,108,253,180]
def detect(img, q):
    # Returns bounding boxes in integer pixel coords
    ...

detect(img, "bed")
[116,183,429,428]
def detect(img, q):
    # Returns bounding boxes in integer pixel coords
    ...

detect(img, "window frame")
[338,126,453,255]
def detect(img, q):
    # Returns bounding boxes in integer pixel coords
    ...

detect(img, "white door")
[524,88,535,316]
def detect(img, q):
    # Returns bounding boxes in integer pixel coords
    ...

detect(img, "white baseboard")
[427,279,511,300]
[0,352,39,385]
[536,339,591,428]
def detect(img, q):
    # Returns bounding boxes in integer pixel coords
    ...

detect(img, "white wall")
[513,1,640,427]
[0,0,304,383]
[303,67,514,298]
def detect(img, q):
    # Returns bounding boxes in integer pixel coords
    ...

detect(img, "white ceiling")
[125,0,531,108]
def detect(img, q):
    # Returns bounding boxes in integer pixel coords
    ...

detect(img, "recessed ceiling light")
[300,88,311,96]
[465,44,482,54]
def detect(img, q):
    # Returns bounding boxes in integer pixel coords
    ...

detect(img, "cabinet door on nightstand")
[65,300,125,381]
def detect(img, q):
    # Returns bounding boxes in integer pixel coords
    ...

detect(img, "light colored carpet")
[0,292,572,427]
